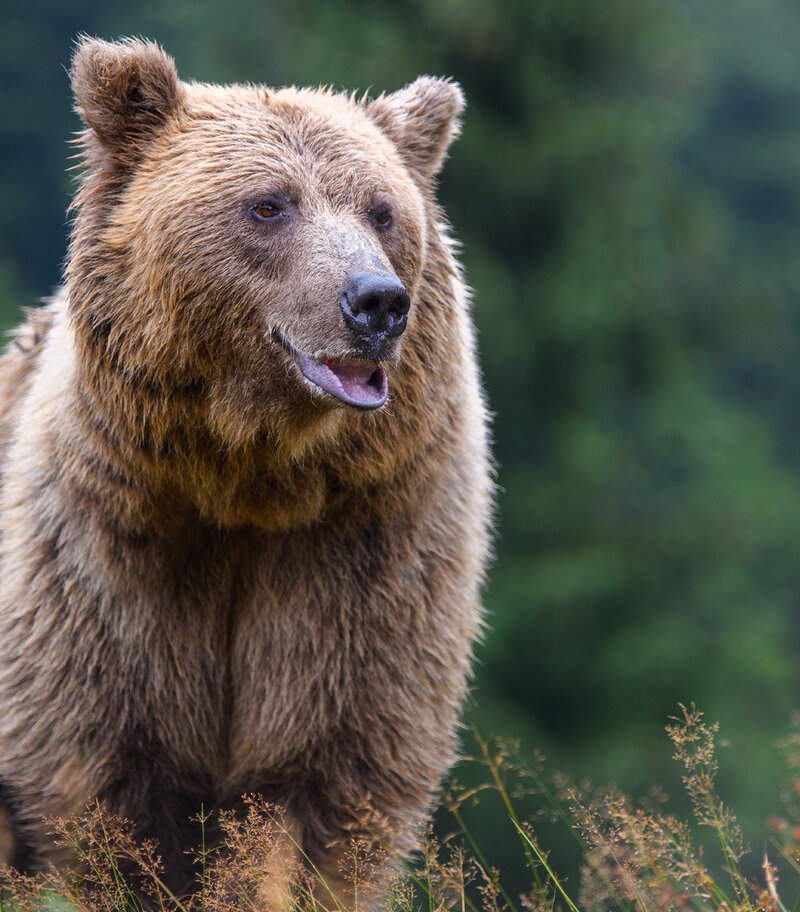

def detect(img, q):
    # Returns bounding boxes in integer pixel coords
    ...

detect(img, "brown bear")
[0,37,492,906]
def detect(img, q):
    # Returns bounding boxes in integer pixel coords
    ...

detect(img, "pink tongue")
[296,353,388,409]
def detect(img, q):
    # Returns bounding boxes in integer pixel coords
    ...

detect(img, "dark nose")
[339,272,410,341]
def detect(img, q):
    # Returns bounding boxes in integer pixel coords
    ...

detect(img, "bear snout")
[338,272,410,355]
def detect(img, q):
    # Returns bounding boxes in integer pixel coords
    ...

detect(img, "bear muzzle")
[270,272,409,411]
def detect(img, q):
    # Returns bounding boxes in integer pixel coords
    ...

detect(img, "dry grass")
[2,705,799,912]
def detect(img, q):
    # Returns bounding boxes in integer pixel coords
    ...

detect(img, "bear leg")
[0,780,39,872]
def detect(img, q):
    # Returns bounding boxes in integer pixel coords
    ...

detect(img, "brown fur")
[0,38,492,906]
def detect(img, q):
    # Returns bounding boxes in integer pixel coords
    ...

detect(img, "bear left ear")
[366,77,465,184]
[71,37,185,164]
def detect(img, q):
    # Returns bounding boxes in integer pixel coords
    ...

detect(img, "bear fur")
[0,37,492,904]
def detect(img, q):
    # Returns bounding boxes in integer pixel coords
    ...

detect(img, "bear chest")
[110,532,415,788]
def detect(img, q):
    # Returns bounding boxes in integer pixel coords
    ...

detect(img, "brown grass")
[2,705,798,912]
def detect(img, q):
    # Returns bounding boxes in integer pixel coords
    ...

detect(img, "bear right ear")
[366,77,465,186]
[71,37,184,163]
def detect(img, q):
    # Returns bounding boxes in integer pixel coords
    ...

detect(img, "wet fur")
[0,38,492,904]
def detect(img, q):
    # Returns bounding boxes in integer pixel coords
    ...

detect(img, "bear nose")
[339,272,410,341]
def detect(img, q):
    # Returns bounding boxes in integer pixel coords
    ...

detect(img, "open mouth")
[274,332,388,410]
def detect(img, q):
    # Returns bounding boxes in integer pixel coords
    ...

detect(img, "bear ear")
[366,77,465,183]
[71,37,184,161]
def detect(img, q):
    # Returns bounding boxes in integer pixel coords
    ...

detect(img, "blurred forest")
[3,0,800,891]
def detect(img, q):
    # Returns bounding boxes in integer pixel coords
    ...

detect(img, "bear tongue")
[296,352,388,410]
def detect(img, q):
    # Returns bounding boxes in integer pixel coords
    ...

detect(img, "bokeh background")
[3,0,800,891]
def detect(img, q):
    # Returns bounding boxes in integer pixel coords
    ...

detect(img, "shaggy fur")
[0,38,492,905]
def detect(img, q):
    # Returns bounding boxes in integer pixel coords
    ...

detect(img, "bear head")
[67,38,465,464]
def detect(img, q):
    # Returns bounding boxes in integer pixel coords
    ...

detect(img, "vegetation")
[5,707,800,911]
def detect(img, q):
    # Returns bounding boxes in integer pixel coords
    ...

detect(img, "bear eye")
[370,205,393,229]
[253,200,281,221]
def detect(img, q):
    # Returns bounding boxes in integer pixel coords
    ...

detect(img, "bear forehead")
[165,82,411,186]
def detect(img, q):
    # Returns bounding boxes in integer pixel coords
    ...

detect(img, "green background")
[3,0,800,892]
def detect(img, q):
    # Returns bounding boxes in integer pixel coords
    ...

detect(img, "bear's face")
[116,88,427,411]
[68,39,464,450]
